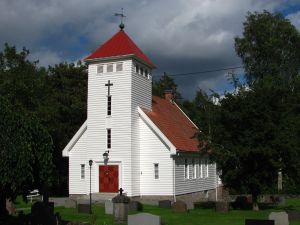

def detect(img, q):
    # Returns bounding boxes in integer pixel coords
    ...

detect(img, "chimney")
[164,90,173,102]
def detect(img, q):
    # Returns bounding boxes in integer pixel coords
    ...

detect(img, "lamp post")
[89,159,93,214]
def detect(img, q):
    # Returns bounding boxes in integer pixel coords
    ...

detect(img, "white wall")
[139,116,174,196]
[85,59,152,196]
[69,131,88,194]
[174,157,217,195]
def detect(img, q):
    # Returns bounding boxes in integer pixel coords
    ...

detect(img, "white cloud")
[287,11,300,31]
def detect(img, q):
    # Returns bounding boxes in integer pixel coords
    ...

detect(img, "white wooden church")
[62,25,219,201]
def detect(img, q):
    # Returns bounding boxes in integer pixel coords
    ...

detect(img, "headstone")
[105,200,113,215]
[185,200,194,210]
[128,213,160,225]
[269,211,289,225]
[215,201,229,213]
[112,189,130,224]
[274,196,285,205]
[288,211,300,221]
[65,198,77,208]
[6,198,16,215]
[77,204,90,214]
[129,201,143,212]
[158,200,171,209]
[245,219,274,225]
[172,200,187,213]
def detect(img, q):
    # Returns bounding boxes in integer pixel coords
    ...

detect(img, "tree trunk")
[252,194,259,211]
[0,194,8,221]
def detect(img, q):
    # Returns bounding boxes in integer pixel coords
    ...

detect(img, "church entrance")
[99,165,119,192]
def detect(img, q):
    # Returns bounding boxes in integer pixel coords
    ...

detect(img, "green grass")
[14,198,300,225]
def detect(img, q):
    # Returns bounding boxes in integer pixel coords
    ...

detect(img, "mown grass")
[14,198,300,225]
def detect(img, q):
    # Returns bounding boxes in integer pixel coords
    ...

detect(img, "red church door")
[99,165,119,192]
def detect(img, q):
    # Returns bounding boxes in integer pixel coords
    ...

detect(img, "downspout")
[173,158,176,202]
[215,163,218,201]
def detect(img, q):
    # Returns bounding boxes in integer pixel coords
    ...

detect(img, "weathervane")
[114,8,126,30]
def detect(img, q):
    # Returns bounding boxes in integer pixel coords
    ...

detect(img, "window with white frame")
[135,65,139,74]
[107,64,113,72]
[97,65,104,74]
[80,164,85,179]
[193,159,197,179]
[202,160,208,178]
[184,159,189,179]
[154,163,159,179]
[195,159,200,178]
[107,96,112,116]
[107,129,111,149]
[116,63,123,72]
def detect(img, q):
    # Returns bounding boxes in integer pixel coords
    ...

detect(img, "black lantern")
[103,151,109,165]
[89,159,93,214]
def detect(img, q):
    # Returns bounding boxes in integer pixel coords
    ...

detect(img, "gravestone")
[172,200,187,213]
[215,201,229,213]
[65,198,77,208]
[112,188,130,224]
[77,204,90,214]
[6,198,16,215]
[128,213,160,225]
[269,211,289,225]
[288,211,300,221]
[275,196,285,205]
[105,200,113,215]
[129,201,143,212]
[158,200,171,209]
[245,219,274,225]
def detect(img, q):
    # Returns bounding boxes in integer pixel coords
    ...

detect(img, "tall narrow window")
[80,164,85,179]
[107,129,111,149]
[154,163,159,179]
[196,159,200,178]
[184,159,189,179]
[202,160,208,178]
[107,96,112,116]
[135,65,139,73]
[116,63,123,72]
[192,159,197,179]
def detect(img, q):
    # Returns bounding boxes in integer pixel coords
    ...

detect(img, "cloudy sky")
[1,0,300,99]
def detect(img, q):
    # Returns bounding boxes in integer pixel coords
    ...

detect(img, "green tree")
[200,11,300,210]
[45,62,87,195]
[152,72,182,100]
[0,97,54,218]
[235,11,300,84]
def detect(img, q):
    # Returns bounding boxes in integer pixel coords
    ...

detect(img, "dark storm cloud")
[0,0,298,99]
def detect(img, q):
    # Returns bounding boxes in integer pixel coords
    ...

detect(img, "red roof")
[85,30,155,68]
[143,96,200,152]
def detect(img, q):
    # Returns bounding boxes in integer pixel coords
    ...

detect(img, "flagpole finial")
[114,8,126,30]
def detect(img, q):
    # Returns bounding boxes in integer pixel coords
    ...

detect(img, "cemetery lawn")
[15,198,300,225]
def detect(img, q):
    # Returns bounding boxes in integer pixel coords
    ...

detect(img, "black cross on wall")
[105,80,113,96]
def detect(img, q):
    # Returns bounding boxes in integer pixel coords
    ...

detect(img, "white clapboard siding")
[83,59,152,196]
[131,62,152,196]
[139,116,174,196]
[69,130,89,194]
[174,157,217,195]
[87,59,132,195]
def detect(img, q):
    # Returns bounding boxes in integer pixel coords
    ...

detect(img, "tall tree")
[0,97,54,218]
[201,11,300,210]
[45,63,87,195]
[235,11,300,85]
[152,72,182,100]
